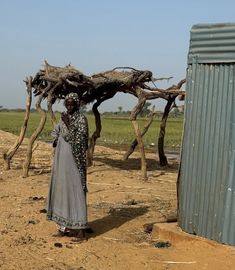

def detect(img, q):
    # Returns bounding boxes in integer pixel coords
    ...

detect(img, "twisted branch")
[9,61,186,178]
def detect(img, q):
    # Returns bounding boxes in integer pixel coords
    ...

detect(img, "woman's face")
[65,98,78,115]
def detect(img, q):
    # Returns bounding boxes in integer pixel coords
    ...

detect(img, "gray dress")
[47,112,88,229]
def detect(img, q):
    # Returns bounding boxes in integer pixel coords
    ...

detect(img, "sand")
[0,130,234,270]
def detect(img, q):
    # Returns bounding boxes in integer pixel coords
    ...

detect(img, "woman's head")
[64,93,80,115]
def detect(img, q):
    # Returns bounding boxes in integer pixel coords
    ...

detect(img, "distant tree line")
[0,103,184,118]
[0,107,37,112]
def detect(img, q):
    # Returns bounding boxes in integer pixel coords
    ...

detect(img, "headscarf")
[64,92,80,106]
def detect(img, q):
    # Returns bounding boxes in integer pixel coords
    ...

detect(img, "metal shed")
[178,23,235,245]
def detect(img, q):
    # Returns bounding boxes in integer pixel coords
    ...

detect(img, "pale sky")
[1,0,235,112]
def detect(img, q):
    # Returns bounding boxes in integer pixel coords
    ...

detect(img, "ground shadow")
[94,156,179,172]
[87,206,149,239]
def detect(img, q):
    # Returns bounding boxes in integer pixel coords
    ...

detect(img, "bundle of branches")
[4,61,185,179]
[32,61,156,104]
[32,61,185,105]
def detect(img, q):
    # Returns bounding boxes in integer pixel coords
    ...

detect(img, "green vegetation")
[0,111,183,150]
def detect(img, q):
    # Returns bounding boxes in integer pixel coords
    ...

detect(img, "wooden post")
[130,88,147,181]
[22,95,47,177]
[158,97,175,166]
[87,93,116,166]
[131,120,147,180]
[87,101,102,166]
[123,107,155,160]
[47,91,57,127]
[3,77,32,170]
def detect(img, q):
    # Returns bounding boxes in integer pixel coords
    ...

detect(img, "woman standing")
[47,92,88,241]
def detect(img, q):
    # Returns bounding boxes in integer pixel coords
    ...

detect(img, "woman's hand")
[61,112,70,128]
[52,139,58,148]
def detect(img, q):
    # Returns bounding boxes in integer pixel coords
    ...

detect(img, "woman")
[47,92,88,241]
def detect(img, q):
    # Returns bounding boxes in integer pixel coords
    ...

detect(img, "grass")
[0,112,183,150]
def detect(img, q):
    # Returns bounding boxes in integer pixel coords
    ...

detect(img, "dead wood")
[47,88,57,127]
[87,101,101,167]
[123,106,156,160]
[130,88,148,180]
[23,95,47,177]
[158,97,176,166]
[6,61,185,178]
[3,77,32,170]
[87,92,116,166]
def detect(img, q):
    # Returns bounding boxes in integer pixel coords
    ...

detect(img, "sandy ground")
[0,130,235,270]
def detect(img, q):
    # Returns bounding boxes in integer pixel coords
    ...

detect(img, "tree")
[118,106,123,114]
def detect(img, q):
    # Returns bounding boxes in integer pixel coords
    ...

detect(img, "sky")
[1,0,235,112]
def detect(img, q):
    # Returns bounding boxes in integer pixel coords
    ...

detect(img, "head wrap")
[64,92,80,105]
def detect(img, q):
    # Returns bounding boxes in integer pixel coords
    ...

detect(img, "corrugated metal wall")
[188,23,235,63]
[178,23,235,245]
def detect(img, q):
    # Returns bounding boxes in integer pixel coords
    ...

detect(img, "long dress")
[47,111,88,229]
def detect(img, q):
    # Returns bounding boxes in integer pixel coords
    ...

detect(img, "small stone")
[143,223,154,233]
[126,199,138,205]
[28,220,36,224]
[54,242,63,248]
[32,196,44,201]
[153,241,171,248]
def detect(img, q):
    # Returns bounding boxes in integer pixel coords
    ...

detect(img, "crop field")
[0,112,183,150]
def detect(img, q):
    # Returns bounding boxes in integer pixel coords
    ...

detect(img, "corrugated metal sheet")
[188,23,235,64]
[179,23,235,245]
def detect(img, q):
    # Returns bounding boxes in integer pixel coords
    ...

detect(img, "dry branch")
[158,97,176,166]
[123,106,156,160]
[130,87,148,180]
[8,61,185,178]
[87,92,116,166]
[3,77,32,170]
[23,95,47,177]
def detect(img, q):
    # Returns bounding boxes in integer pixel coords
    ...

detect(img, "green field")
[0,112,183,150]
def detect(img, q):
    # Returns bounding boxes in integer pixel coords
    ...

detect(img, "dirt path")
[0,130,234,270]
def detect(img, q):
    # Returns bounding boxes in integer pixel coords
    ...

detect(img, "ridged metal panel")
[188,23,235,63]
[179,62,235,245]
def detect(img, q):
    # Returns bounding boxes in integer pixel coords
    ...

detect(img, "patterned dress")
[63,111,89,191]
[47,110,88,229]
